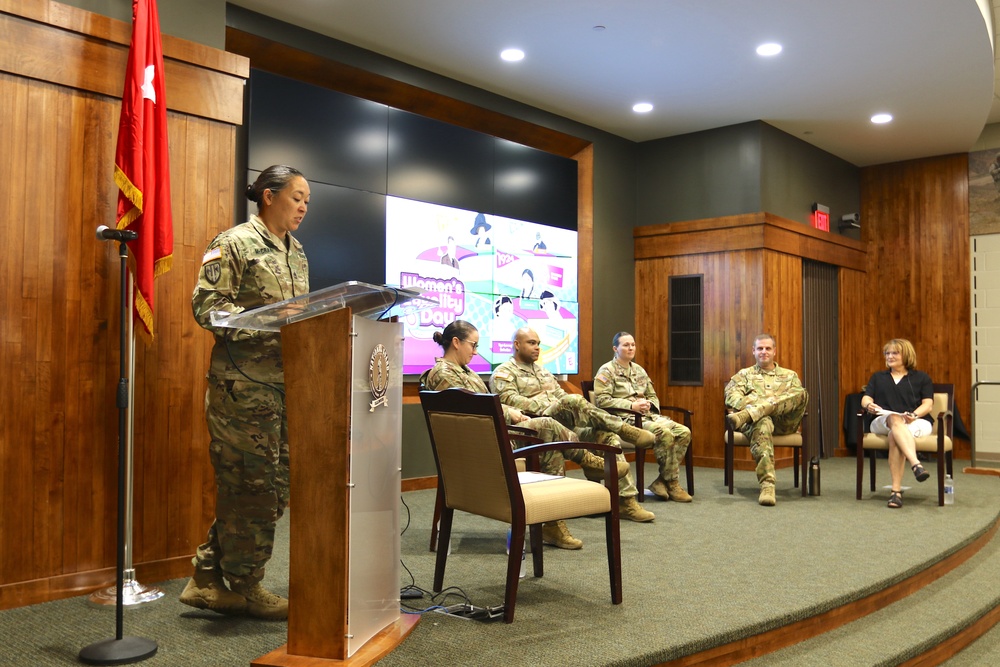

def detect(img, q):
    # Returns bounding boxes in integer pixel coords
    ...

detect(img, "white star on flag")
[141,65,156,103]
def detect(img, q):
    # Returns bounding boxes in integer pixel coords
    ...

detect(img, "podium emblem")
[368,344,390,412]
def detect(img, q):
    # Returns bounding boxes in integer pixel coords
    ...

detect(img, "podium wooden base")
[251,616,419,667]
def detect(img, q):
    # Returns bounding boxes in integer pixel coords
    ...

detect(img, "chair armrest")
[513,440,623,458]
[658,405,693,428]
[515,440,623,489]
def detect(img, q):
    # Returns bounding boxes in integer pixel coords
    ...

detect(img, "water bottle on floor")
[944,474,955,505]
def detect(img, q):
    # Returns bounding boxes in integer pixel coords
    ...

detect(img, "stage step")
[740,527,1000,666]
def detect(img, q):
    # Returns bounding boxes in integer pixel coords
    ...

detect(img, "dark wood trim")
[634,212,866,271]
[0,1,247,124]
[656,517,1000,666]
[225,27,588,158]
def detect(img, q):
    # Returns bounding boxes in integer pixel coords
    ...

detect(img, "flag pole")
[79,238,158,666]
[89,274,164,607]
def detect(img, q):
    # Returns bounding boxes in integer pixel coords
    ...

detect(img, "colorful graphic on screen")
[385,196,578,375]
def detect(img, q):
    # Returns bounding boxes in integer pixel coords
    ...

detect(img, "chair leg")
[869,451,877,492]
[937,441,946,507]
[433,507,454,592]
[793,448,800,489]
[529,524,543,577]
[801,448,808,497]
[605,510,622,605]
[726,430,735,494]
[635,446,647,501]
[856,443,864,500]
[429,484,444,552]
[504,519,526,623]
[685,444,695,495]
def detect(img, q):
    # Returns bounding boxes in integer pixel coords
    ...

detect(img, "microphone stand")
[79,237,157,665]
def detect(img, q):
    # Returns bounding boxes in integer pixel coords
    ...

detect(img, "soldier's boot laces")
[619,496,655,522]
[179,569,247,615]
[619,423,655,448]
[230,580,289,621]
[542,520,583,550]
[579,451,630,480]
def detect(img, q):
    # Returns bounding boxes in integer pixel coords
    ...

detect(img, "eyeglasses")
[463,339,479,351]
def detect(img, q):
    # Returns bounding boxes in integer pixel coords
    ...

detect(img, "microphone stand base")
[79,636,157,665]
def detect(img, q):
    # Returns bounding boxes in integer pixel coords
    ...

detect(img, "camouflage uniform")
[421,358,588,475]
[724,364,808,488]
[593,359,691,482]
[191,215,309,585]
[490,358,639,498]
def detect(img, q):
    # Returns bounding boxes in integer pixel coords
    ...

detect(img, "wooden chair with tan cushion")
[580,380,695,501]
[419,388,623,623]
[724,409,809,496]
[855,383,954,506]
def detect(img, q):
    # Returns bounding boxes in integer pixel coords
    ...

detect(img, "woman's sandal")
[912,463,930,482]
[888,490,903,508]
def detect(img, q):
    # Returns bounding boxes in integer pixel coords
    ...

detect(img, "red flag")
[114,0,173,340]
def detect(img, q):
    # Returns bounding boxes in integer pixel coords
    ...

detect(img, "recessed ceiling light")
[633,102,653,113]
[500,48,525,62]
[871,113,893,124]
[756,43,782,56]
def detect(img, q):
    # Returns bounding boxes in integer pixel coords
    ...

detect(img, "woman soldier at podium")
[181,165,311,620]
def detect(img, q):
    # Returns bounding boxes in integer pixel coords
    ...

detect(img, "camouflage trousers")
[539,394,637,497]
[574,427,639,498]
[192,377,288,584]
[515,416,574,475]
[643,415,691,481]
[739,389,809,487]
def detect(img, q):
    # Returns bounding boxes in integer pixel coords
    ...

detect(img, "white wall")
[972,233,1000,462]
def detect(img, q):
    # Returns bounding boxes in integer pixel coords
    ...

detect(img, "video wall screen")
[247,68,579,377]
[386,197,578,375]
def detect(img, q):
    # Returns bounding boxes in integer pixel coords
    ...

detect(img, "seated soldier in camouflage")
[421,320,629,550]
[724,333,809,507]
[490,327,657,523]
[594,331,693,503]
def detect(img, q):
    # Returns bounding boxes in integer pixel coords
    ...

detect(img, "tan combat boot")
[578,451,630,480]
[542,520,583,550]
[727,410,752,430]
[229,579,289,620]
[667,479,693,502]
[647,476,670,500]
[619,496,655,522]
[619,423,655,448]
[179,569,247,615]
[758,485,776,506]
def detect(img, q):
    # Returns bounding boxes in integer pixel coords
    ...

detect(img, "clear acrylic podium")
[212,282,435,666]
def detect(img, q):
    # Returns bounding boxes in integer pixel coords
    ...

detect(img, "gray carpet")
[0,458,997,667]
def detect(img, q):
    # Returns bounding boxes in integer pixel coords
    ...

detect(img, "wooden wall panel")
[860,155,972,456]
[838,267,871,454]
[635,250,768,467]
[0,1,246,609]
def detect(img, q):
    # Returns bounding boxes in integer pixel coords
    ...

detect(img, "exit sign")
[811,203,830,232]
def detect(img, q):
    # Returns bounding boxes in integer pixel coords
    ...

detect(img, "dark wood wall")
[634,214,866,469]
[0,0,247,608]
[635,152,973,470]
[859,154,972,450]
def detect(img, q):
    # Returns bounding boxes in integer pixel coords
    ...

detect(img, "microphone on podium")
[96,225,138,242]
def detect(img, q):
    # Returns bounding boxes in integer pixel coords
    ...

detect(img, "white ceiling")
[232,0,997,167]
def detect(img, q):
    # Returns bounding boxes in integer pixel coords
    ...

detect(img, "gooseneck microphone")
[96,225,138,242]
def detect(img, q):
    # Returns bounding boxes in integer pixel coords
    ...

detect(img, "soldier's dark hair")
[432,320,478,351]
[612,331,633,348]
[245,165,305,211]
